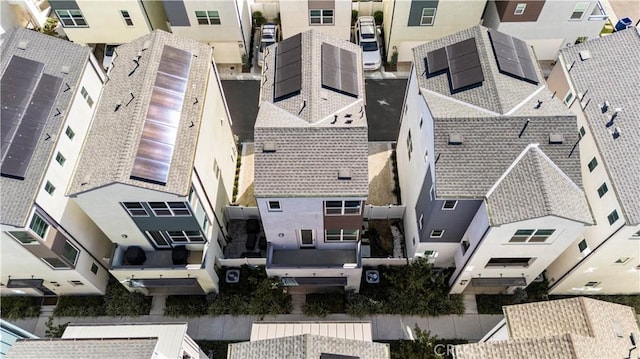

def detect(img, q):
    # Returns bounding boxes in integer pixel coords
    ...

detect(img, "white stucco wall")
[280,0,351,41]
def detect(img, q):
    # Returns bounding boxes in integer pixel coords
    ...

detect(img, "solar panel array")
[1,56,62,180]
[424,38,484,91]
[274,33,302,100]
[488,29,538,84]
[130,45,192,186]
[321,43,359,97]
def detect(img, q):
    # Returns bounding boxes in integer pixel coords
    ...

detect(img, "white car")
[258,23,279,67]
[355,16,381,71]
[103,44,117,71]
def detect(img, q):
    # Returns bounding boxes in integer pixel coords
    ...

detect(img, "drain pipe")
[386,0,398,63]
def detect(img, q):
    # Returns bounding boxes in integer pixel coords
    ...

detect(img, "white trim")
[299,229,315,247]
[418,214,424,230]
[514,3,526,15]
[504,86,546,116]
[267,200,282,212]
[421,88,501,116]
[430,229,444,238]
[441,200,458,210]
[485,143,539,198]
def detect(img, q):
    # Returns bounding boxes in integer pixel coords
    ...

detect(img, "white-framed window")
[420,8,436,26]
[44,181,55,195]
[148,202,191,217]
[514,3,527,15]
[509,229,555,243]
[563,91,575,106]
[406,131,413,160]
[68,280,84,286]
[300,229,315,247]
[41,257,68,269]
[65,126,75,140]
[7,231,38,245]
[614,257,631,264]
[597,183,608,197]
[29,213,49,239]
[324,200,362,215]
[588,157,598,172]
[268,201,281,211]
[195,10,221,25]
[146,231,170,248]
[55,152,66,166]
[584,281,600,287]
[607,210,619,225]
[570,2,589,20]
[80,87,93,107]
[430,229,444,238]
[120,10,133,26]
[122,202,149,217]
[418,214,424,230]
[486,257,533,267]
[91,263,99,274]
[424,250,438,258]
[60,240,80,265]
[55,9,88,27]
[310,9,334,25]
[442,200,458,210]
[578,239,590,256]
[325,229,359,242]
[166,230,205,243]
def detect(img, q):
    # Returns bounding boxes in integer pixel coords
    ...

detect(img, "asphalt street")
[222,79,407,142]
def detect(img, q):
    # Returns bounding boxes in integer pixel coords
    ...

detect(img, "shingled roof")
[67,30,213,197]
[560,28,640,225]
[412,26,590,225]
[456,297,640,358]
[0,28,90,227]
[6,338,158,359]
[254,30,368,197]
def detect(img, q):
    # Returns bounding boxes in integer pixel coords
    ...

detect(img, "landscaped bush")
[53,277,151,317]
[303,292,345,317]
[0,296,41,320]
[381,325,467,359]
[350,259,465,317]
[302,301,329,317]
[164,295,209,317]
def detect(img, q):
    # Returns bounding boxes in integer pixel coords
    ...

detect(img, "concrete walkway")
[11,311,502,342]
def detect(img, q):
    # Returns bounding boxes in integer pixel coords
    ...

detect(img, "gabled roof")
[486,145,593,226]
[0,28,90,227]
[560,28,640,225]
[254,30,368,197]
[228,334,389,359]
[67,30,213,197]
[6,338,158,359]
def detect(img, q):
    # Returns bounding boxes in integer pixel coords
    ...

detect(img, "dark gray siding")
[162,0,190,27]
[127,203,202,232]
[408,0,439,26]
[415,167,481,243]
[48,0,80,10]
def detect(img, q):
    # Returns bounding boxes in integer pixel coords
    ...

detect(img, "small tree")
[374,11,383,26]
[395,325,439,359]
[44,317,69,338]
[252,11,266,27]
[351,10,359,26]
[40,17,59,37]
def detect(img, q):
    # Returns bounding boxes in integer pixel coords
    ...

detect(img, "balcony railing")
[111,245,205,270]
[589,1,608,21]
[267,242,361,269]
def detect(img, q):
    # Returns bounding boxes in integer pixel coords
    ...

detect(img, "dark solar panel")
[426,47,448,74]
[451,66,485,90]
[488,29,538,84]
[130,45,191,185]
[446,38,477,59]
[448,51,482,73]
[321,43,359,97]
[274,34,302,100]
[446,38,483,91]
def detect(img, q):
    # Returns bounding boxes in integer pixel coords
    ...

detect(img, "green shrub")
[345,291,382,318]
[351,10,358,26]
[196,340,241,359]
[374,11,383,25]
[164,295,209,317]
[302,301,329,317]
[0,296,41,320]
[54,295,105,317]
[252,11,266,27]
[44,316,69,338]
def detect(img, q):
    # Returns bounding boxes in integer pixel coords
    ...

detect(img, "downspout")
[138,0,155,30]
[387,0,397,62]
[234,0,248,57]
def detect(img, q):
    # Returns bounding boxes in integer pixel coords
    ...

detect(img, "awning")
[471,277,527,287]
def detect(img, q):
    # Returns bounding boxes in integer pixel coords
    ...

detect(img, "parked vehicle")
[355,16,381,71]
[102,44,117,71]
[258,23,279,67]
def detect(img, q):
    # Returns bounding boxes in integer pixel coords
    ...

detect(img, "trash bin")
[615,17,633,31]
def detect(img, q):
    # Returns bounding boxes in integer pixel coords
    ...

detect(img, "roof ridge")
[475,27,506,114]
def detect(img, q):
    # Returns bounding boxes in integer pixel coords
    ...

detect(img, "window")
[300,229,314,247]
[424,250,438,258]
[65,126,75,140]
[419,116,423,128]
[195,10,221,25]
[461,240,470,255]
[615,257,631,264]
[91,263,99,274]
[597,183,608,197]
[44,181,55,195]
[55,152,66,166]
[69,280,84,286]
[509,229,535,242]
[310,9,334,25]
[55,9,87,27]
[608,210,619,225]
[420,8,436,26]
[42,257,68,269]
[442,200,457,210]
[148,202,191,216]
[633,230,640,238]
[29,214,49,238]
[514,3,527,15]
[430,229,444,238]
[324,201,362,215]
[122,202,149,217]
[406,131,413,160]
[60,241,79,265]
[418,214,424,230]
[587,157,598,172]
[584,281,600,287]
[166,230,205,243]
[510,229,555,243]
[579,126,586,137]
[325,229,359,242]
[486,257,533,267]
[80,87,93,107]
[570,2,589,20]
[8,231,38,244]
[578,239,590,255]
[146,231,170,248]
[120,10,133,26]
[268,201,281,211]
[563,91,574,106]
[213,159,220,178]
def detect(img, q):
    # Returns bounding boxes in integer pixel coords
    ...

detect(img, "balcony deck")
[111,246,204,269]
[267,243,361,268]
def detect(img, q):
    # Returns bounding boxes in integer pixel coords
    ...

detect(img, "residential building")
[48,0,169,45]
[0,0,52,35]
[255,30,368,291]
[6,323,205,359]
[456,297,640,358]
[1,320,37,358]
[0,27,112,296]
[381,0,487,64]
[228,321,389,358]
[162,0,252,64]
[482,0,608,60]
[279,0,352,41]
[67,30,237,295]
[544,28,640,295]
[396,25,593,295]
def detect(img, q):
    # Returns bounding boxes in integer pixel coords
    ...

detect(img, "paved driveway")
[221,79,406,143]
